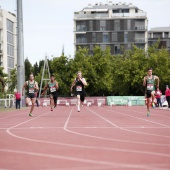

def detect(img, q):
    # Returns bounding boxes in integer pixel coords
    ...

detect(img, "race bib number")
[147,84,153,90]
[76,86,82,91]
[50,86,56,92]
[29,88,34,93]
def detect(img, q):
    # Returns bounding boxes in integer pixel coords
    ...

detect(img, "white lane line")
[63,108,170,148]
[0,149,169,170]
[101,107,170,128]
[0,111,28,120]
[118,107,170,119]
[1,126,170,130]
[87,107,170,138]
[5,108,170,156]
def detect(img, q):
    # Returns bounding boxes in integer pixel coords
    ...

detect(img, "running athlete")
[42,74,59,111]
[70,71,87,112]
[143,68,159,116]
[0,77,5,92]
[22,73,39,117]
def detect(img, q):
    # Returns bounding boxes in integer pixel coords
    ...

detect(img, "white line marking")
[87,107,170,138]
[5,108,170,157]
[0,149,169,170]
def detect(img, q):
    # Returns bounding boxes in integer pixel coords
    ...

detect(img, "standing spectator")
[14,90,21,109]
[155,87,162,107]
[165,85,170,108]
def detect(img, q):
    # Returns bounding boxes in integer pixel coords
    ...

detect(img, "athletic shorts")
[76,91,85,102]
[27,93,35,99]
[146,90,154,98]
[50,93,58,104]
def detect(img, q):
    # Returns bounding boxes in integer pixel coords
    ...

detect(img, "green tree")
[25,58,33,80]
[7,68,17,93]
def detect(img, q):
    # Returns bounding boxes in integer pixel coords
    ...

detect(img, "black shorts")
[146,90,153,98]
[76,91,85,102]
[50,93,58,104]
[27,93,35,99]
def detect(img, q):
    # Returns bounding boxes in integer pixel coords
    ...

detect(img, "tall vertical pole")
[17,0,25,102]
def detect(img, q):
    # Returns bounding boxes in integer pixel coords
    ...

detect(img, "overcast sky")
[0,0,170,64]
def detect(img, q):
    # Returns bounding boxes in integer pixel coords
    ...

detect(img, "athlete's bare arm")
[70,79,76,92]
[34,81,39,91]
[154,76,159,87]
[143,76,147,86]
[42,84,48,95]
[22,81,28,96]
[80,78,87,86]
[55,81,59,90]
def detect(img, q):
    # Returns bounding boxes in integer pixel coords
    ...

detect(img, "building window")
[124,32,128,43]
[114,20,120,31]
[7,32,14,44]
[101,45,106,51]
[7,19,13,33]
[76,21,87,32]
[100,20,106,31]
[167,40,170,48]
[122,9,129,13]
[90,45,93,55]
[7,44,14,57]
[76,34,87,43]
[115,45,120,54]
[103,33,109,43]
[89,21,93,31]
[8,56,14,68]
[92,33,96,42]
[113,10,119,13]
[127,44,131,49]
[112,33,117,42]
[127,20,131,30]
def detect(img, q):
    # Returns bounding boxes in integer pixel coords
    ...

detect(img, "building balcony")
[76,39,87,44]
[134,26,147,31]
[74,13,109,19]
[135,38,146,43]
[111,13,147,18]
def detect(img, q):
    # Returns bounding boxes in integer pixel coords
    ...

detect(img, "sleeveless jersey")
[75,78,84,92]
[48,81,57,94]
[27,81,35,94]
[146,76,155,91]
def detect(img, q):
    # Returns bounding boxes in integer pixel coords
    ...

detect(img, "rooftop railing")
[74,13,109,19]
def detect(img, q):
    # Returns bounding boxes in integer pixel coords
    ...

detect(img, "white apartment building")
[148,27,170,51]
[0,8,17,75]
[74,1,148,55]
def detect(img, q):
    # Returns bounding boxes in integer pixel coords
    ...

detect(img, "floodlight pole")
[17,0,25,100]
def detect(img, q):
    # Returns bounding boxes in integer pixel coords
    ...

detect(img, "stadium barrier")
[107,96,146,106]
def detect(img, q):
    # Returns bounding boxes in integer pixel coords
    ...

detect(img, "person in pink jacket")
[165,85,170,108]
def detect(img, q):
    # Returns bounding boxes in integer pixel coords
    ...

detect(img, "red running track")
[0,105,170,170]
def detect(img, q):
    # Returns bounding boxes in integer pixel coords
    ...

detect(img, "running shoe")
[51,108,53,111]
[147,112,150,117]
[152,103,155,108]
[29,113,33,117]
